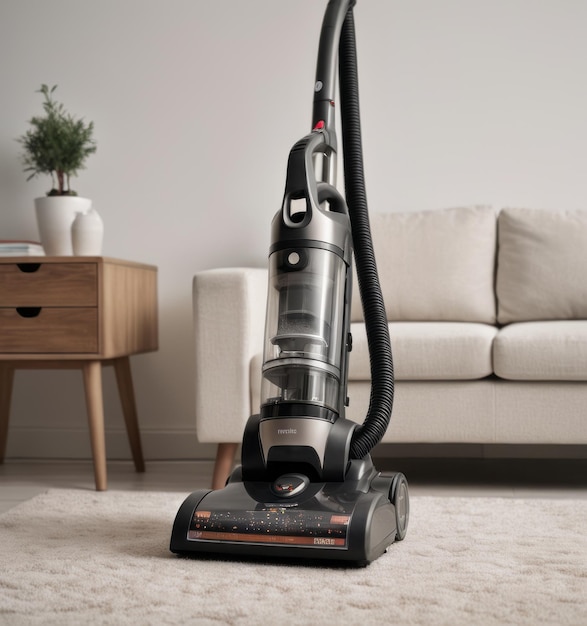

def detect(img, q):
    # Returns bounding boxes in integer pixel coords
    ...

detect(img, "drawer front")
[0,263,98,307]
[0,308,98,353]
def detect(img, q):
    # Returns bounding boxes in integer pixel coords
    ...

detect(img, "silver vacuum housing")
[262,185,352,419]
[254,130,355,481]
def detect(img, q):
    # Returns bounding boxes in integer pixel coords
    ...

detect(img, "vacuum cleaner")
[171,0,409,566]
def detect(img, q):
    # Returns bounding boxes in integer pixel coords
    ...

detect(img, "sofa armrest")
[194,267,268,442]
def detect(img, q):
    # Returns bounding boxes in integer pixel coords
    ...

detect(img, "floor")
[1,457,586,514]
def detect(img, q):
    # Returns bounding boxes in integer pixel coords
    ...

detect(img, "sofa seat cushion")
[349,322,497,381]
[493,321,587,380]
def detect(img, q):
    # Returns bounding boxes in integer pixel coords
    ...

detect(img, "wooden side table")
[0,257,158,490]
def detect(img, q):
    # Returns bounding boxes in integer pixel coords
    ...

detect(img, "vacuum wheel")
[390,473,409,541]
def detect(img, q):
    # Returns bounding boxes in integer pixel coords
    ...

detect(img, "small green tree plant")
[18,84,96,196]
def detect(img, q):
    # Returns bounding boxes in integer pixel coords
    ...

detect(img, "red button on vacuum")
[271,473,310,498]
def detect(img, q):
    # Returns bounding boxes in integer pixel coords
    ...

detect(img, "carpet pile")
[0,489,585,625]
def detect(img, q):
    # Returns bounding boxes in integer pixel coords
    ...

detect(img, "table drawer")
[0,307,98,353]
[0,263,97,307]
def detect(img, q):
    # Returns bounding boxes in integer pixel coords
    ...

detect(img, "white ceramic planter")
[71,207,104,255]
[35,196,92,256]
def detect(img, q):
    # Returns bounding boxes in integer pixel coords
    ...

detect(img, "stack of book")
[0,240,45,256]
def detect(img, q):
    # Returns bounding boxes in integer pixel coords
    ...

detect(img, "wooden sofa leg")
[212,442,238,490]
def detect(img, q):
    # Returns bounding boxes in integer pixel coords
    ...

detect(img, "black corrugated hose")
[339,9,395,459]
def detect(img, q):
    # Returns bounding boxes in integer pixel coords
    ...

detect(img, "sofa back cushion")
[351,206,497,323]
[496,208,587,323]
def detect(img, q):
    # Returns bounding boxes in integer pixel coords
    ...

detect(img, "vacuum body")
[171,0,409,566]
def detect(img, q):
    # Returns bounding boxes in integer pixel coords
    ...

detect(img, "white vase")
[35,196,92,256]
[71,207,104,256]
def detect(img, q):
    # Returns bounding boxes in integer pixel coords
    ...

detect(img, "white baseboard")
[5,427,218,461]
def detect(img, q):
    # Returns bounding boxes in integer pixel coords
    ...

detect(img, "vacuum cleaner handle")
[313,0,357,134]
[280,131,333,229]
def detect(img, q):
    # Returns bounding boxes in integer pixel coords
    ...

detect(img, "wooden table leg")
[82,361,107,491]
[0,364,14,464]
[212,442,238,490]
[113,357,145,473]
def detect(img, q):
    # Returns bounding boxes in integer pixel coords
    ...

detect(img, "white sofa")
[194,206,587,487]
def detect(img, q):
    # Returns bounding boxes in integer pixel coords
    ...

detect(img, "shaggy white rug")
[0,489,585,625]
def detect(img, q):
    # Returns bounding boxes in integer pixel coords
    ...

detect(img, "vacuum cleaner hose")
[339,9,395,459]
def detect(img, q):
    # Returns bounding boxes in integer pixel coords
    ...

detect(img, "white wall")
[1,0,586,460]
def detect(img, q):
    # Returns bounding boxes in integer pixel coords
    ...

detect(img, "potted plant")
[18,84,97,255]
